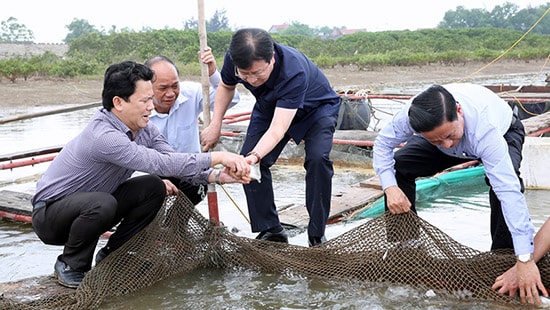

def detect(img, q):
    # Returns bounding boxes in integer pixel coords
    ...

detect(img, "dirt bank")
[0,59,548,109]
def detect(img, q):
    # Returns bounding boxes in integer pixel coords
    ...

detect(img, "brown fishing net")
[1,192,548,309]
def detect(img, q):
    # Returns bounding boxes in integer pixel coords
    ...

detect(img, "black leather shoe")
[308,235,327,247]
[95,248,109,265]
[54,256,85,288]
[256,229,289,243]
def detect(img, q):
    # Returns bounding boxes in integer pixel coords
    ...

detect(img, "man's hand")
[384,185,412,214]
[493,260,548,305]
[220,153,250,178]
[516,260,547,305]
[198,46,217,76]
[200,123,222,152]
[214,167,251,184]
[162,179,179,196]
[492,264,519,299]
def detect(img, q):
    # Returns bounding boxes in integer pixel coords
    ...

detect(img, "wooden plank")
[278,179,383,228]
[330,186,383,217]
[0,275,74,304]
[484,85,550,94]
[523,111,550,136]
[0,190,33,215]
[359,175,382,190]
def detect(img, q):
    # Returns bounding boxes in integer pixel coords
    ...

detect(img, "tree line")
[0,3,549,82]
[1,2,548,43]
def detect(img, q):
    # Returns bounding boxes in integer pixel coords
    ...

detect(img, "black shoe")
[256,229,289,243]
[308,235,327,247]
[95,248,109,265]
[54,256,85,288]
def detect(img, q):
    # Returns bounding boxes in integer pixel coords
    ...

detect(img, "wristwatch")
[516,253,534,263]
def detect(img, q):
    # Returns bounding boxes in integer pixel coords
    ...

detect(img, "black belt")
[33,201,47,211]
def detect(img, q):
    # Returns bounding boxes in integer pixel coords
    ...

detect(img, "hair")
[228,28,274,69]
[144,55,180,75]
[409,85,458,132]
[101,61,154,110]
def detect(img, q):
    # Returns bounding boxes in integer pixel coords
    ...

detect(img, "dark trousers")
[387,117,525,250]
[163,176,206,206]
[241,116,336,238]
[32,175,166,271]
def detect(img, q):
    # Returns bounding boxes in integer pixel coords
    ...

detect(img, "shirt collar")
[100,108,137,141]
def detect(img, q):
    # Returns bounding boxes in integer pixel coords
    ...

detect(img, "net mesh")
[2,192,548,309]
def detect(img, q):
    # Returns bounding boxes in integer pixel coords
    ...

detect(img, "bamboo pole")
[0,102,101,125]
[197,0,219,226]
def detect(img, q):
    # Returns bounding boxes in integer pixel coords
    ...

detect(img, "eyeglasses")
[234,62,271,81]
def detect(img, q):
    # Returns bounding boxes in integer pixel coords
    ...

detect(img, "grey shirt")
[32,108,212,204]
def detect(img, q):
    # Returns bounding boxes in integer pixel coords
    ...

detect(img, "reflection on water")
[0,106,97,154]
[100,269,502,309]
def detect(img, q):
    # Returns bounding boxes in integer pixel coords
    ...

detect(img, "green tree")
[489,2,520,29]
[438,2,550,34]
[206,9,230,32]
[438,6,491,28]
[183,17,198,30]
[183,9,230,32]
[509,5,550,34]
[317,26,336,38]
[279,21,315,36]
[64,18,100,43]
[0,17,34,43]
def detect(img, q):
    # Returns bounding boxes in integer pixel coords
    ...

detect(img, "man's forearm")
[211,83,236,126]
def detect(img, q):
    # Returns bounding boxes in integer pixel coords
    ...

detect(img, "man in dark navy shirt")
[201,28,341,247]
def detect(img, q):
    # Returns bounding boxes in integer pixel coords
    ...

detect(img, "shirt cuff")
[378,170,397,190]
[513,233,535,256]
[209,70,221,87]
[194,153,213,185]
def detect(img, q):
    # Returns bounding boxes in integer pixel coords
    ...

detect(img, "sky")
[1,0,548,43]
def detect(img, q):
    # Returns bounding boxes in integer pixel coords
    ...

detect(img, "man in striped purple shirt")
[31,61,250,288]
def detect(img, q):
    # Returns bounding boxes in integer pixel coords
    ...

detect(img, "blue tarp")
[351,165,488,219]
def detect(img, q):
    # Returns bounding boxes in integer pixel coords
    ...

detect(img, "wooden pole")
[197,0,219,226]
[0,102,101,125]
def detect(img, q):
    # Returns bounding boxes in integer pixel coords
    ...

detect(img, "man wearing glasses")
[201,28,341,247]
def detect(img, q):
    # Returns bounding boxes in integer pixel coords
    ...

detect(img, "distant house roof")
[331,28,367,38]
[268,24,289,33]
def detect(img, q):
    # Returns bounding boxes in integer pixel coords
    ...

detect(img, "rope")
[219,184,250,224]
[500,93,544,117]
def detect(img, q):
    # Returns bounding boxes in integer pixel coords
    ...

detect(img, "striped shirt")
[32,108,212,204]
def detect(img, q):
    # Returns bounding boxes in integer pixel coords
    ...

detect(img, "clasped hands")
[216,153,252,184]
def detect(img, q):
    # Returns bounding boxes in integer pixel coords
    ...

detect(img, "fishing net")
[1,192,548,309]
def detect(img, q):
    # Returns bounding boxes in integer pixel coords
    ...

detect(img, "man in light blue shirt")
[146,48,240,204]
[373,83,543,304]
